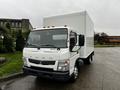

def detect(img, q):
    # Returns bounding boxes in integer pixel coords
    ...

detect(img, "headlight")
[57,60,70,71]
[23,57,28,66]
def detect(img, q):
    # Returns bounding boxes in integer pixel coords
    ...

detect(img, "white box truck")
[23,11,94,81]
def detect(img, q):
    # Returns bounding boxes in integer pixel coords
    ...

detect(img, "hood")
[23,48,69,61]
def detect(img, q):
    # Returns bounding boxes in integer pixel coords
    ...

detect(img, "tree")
[94,32,108,45]
[3,35,14,52]
[0,26,8,35]
[16,30,25,51]
[101,32,108,37]
[0,24,15,53]
[22,29,30,40]
[99,32,108,44]
[0,26,6,53]
[94,33,100,44]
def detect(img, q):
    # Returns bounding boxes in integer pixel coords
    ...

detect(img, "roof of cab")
[33,26,70,31]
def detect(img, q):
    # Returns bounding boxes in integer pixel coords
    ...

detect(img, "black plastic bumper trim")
[23,66,70,80]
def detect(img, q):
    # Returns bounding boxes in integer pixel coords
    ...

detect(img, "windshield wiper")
[41,44,61,50]
[26,43,40,49]
[41,44,60,50]
[40,44,57,48]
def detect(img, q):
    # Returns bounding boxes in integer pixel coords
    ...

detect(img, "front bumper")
[23,66,70,81]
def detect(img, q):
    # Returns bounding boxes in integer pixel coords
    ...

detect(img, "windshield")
[25,28,68,48]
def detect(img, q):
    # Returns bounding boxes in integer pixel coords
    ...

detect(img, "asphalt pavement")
[1,47,120,90]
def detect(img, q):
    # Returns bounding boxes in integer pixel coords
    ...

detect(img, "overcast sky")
[0,0,120,36]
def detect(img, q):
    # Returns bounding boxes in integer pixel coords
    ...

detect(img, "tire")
[69,65,79,82]
[84,55,93,64]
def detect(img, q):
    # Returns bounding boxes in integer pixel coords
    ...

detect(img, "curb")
[0,72,25,82]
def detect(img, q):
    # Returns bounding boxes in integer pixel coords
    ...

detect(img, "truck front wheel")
[69,65,79,82]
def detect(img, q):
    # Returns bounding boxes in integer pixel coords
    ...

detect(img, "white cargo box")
[43,11,94,58]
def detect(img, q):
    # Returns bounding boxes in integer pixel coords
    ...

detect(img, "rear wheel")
[84,55,93,64]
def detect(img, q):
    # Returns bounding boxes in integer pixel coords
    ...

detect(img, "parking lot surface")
[2,47,120,90]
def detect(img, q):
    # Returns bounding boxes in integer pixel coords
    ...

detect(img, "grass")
[0,52,23,77]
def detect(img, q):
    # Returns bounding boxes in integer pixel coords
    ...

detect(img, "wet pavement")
[1,47,120,90]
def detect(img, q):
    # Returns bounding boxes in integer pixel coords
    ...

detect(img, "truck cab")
[23,27,86,81]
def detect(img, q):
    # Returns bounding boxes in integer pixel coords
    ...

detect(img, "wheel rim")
[89,57,93,63]
[73,67,78,79]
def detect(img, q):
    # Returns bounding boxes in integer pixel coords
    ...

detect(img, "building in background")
[105,36,120,44]
[0,18,33,32]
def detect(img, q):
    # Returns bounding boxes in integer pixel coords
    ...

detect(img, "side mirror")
[79,35,85,46]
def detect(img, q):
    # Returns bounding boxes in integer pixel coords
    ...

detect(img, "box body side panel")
[43,11,94,58]
[84,12,94,58]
